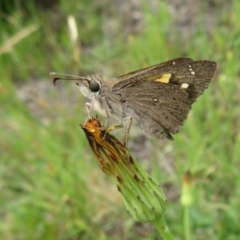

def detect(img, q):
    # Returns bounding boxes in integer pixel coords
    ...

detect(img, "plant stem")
[152,215,174,240]
[183,206,191,240]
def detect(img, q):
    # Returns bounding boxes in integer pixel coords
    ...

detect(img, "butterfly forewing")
[114,58,194,88]
[184,60,217,101]
[112,59,217,139]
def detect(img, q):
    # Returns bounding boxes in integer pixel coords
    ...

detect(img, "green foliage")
[1,0,240,239]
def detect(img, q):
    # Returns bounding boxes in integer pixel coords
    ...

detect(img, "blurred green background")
[1,0,240,239]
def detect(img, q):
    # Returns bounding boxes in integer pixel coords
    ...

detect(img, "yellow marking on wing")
[155,73,172,83]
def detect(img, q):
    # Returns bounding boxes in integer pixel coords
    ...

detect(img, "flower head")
[81,117,167,222]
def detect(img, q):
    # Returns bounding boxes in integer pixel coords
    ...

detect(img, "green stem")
[152,215,174,240]
[183,206,191,240]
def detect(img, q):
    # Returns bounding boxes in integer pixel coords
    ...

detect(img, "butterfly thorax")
[96,76,123,120]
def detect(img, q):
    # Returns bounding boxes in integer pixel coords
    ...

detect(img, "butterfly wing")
[112,59,217,139]
[114,57,193,87]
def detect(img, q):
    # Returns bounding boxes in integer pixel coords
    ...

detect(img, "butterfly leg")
[85,99,95,123]
[105,117,132,146]
[101,97,131,146]
[122,116,132,146]
[106,123,124,133]
[100,96,112,127]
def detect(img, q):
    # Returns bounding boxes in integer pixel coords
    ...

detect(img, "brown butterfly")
[51,57,217,144]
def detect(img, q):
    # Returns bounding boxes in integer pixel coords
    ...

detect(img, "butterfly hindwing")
[120,80,192,139]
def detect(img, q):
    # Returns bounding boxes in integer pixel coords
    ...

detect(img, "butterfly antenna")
[50,72,87,86]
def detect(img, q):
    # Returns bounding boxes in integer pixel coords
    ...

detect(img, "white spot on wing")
[181,83,189,89]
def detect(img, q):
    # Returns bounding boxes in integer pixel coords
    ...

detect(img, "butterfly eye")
[89,81,100,92]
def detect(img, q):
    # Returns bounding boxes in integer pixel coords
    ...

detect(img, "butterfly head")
[50,72,103,100]
[75,75,102,99]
